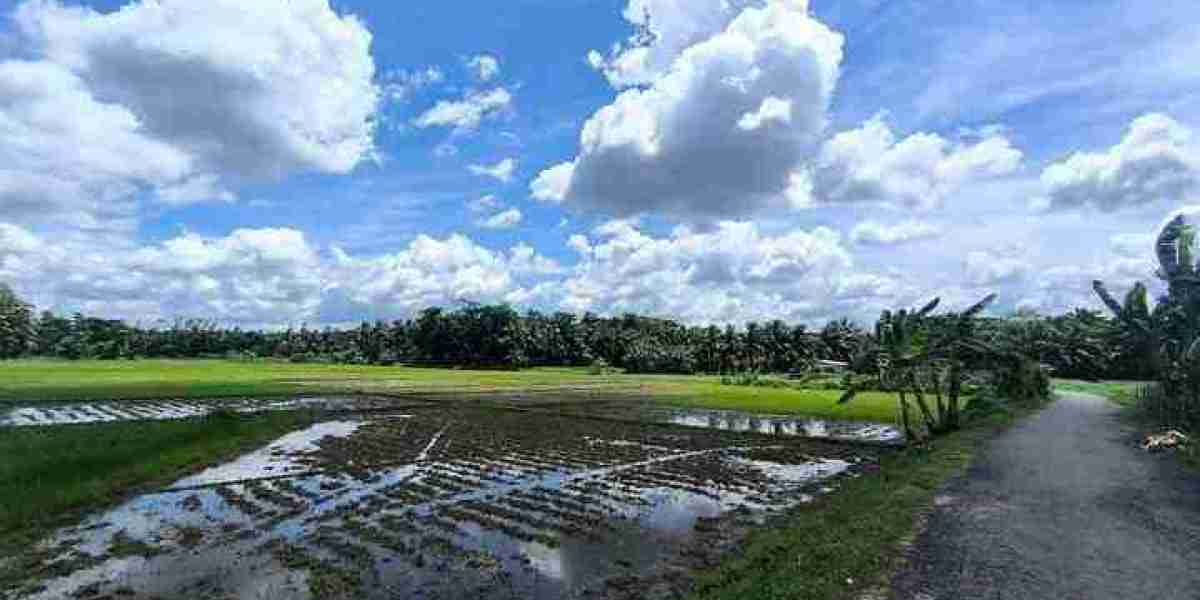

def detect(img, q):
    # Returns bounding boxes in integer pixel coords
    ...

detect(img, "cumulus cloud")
[851,219,942,245]
[321,234,559,321]
[0,0,379,225]
[0,224,325,324]
[1035,113,1199,212]
[964,249,1030,286]
[587,0,760,88]
[2,221,569,325]
[807,115,1023,209]
[413,88,512,132]
[0,59,194,223]
[532,0,844,220]
[16,0,378,180]
[558,220,869,323]
[479,208,523,230]
[468,158,517,183]
[466,54,500,81]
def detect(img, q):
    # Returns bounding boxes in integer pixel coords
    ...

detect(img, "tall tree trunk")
[947,358,963,430]
[908,372,938,433]
[898,389,915,441]
[932,368,946,429]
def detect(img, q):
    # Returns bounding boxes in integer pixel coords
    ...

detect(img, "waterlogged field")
[0,403,891,600]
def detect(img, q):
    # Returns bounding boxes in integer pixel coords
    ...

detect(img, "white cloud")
[321,234,559,321]
[557,220,877,323]
[0,223,41,255]
[964,249,1030,286]
[1110,232,1156,258]
[466,54,500,81]
[479,208,523,230]
[16,0,378,179]
[2,222,567,325]
[1,0,379,224]
[467,194,503,214]
[532,0,843,220]
[851,220,942,245]
[381,66,445,101]
[413,88,512,132]
[0,59,194,223]
[587,0,760,88]
[0,225,325,324]
[1035,113,1199,212]
[808,114,1022,209]
[468,158,517,183]
[530,162,575,203]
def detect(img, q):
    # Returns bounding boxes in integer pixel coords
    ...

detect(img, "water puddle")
[6,408,884,600]
[171,421,372,488]
[561,405,903,444]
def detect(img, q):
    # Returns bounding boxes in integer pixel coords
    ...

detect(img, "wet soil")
[2,406,886,600]
[890,391,1200,600]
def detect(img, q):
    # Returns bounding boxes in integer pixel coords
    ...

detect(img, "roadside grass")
[0,359,898,422]
[0,411,313,556]
[1052,379,1143,407]
[1054,379,1198,470]
[687,409,1020,600]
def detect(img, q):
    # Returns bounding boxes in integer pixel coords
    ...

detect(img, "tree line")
[0,282,1157,379]
[0,292,866,373]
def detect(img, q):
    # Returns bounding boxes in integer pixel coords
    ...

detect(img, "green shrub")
[588,358,614,375]
[988,358,1051,406]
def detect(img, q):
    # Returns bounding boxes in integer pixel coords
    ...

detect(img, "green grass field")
[1052,379,1144,406]
[0,359,899,422]
[0,411,312,556]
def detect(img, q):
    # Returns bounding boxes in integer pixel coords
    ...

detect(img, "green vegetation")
[654,381,899,422]
[688,410,1018,600]
[0,359,902,420]
[1093,213,1200,433]
[1053,379,1142,406]
[0,411,312,552]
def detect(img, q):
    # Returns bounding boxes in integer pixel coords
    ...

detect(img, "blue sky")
[1,0,1198,327]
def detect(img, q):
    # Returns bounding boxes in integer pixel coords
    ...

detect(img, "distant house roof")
[815,359,849,370]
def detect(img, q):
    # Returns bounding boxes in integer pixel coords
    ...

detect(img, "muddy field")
[2,405,889,600]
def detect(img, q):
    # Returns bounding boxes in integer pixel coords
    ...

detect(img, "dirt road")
[890,391,1200,599]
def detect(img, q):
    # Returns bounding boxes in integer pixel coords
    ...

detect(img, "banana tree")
[1093,212,1200,383]
[840,294,997,440]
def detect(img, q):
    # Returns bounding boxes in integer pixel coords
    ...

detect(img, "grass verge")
[1052,379,1143,407]
[0,411,313,555]
[1053,379,1197,470]
[686,409,1021,600]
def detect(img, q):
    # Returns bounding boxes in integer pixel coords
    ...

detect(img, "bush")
[588,358,614,375]
[622,343,696,374]
[987,358,1051,406]
[719,370,793,389]
[1133,383,1200,431]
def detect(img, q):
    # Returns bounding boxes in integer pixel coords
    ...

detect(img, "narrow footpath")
[890,391,1200,599]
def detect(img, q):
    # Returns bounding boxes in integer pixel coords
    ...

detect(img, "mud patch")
[5,408,886,600]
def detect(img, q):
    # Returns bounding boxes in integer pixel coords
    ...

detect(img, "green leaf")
[915,297,941,318]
